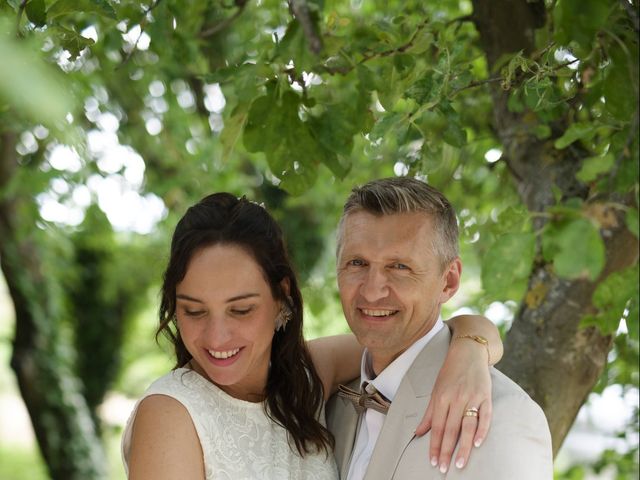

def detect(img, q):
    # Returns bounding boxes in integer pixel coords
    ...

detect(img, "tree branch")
[619,0,639,33]
[16,0,27,36]
[288,0,323,54]
[200,0,249,38]
[449,56,579,98]
[120,0,164,67]
[446,14,474,26]
[609,109,639,187]
[359,19,429,63]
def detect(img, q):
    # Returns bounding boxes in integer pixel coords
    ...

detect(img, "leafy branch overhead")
[0,0,638,477]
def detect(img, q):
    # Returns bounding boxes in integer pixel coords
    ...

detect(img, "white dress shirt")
[346,319,444,480]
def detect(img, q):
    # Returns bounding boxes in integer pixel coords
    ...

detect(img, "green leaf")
[48,0,118,21]
[370,113,403,141]
[406,74,435,104]
[308,86,368,158]
[554,122,597,149]
[220,103,249,159]
[533,124,551,140]
[438,102,466,148]
[523,77,555,111]
[243,88,331,190]
[626,208,639,239]
[603,43,638,121]
[582,265,639,336]
[393,53,416,77]
[481,232,536,301]
[418,110,447,136]
[494,206,532,235]
[0,19,75,126]
[551,218,605,280]
[507,90,525,113]
[627,295,639,341]
[406,72,443,109]
[276,19,318,73]
[53,25,95,59]
[554,0,610,55]
[356,65,378,93]
[243,87,283,154]
[442,121,466,148]
[576,153,615,182]
[26,0,47,27]
[279,163,319,196]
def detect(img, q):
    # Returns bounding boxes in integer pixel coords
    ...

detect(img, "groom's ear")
[439,257,461,304]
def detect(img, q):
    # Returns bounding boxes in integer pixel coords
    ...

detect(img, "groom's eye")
[347,259,366,267]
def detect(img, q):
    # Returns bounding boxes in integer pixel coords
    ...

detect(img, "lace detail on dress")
[122,368,338,480]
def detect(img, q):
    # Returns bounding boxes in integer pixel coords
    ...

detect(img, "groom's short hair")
[336,177,459,271]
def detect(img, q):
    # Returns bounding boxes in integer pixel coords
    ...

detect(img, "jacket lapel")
[331,377,362,479]
[363,327,451,480]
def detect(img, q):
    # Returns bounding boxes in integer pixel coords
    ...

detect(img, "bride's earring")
[275,296,293,331]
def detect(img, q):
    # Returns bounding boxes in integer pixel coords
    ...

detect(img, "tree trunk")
[0,132,108,480]
[472,0,639,456]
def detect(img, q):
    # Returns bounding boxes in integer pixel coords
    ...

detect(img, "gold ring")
[464,407,479,418]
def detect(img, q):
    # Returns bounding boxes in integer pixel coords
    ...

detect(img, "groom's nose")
[359,266,390,303]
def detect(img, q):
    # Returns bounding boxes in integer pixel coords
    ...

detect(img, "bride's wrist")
[451,334,491,365]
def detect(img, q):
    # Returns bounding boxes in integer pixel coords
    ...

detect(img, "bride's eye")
[231,306,253,316]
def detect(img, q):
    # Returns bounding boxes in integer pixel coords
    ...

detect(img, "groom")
[326,177,553,479]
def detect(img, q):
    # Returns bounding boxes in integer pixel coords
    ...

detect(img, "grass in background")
[0,443,48,480]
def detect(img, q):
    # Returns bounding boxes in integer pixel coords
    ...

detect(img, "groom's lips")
[358,307,400,322]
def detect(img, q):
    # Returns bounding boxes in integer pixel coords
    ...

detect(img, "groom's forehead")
[338,212,435,262]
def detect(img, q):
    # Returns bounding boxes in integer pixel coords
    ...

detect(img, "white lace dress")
[121,368,338,480]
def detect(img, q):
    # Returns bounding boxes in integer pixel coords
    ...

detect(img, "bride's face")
[175,243,280,401]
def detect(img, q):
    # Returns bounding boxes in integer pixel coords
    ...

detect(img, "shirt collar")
[360,319,444,401]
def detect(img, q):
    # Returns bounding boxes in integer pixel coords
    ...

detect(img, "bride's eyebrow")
[226,293,260,303]
[176,294,203,303]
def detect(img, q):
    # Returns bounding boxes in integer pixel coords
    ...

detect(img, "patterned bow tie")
[337,382,391,415]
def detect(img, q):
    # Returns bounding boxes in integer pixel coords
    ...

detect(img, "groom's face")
[337,210,460,373]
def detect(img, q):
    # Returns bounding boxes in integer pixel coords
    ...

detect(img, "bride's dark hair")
[157,192,333,455]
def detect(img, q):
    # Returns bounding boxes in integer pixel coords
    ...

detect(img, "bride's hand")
[415,338,492,473]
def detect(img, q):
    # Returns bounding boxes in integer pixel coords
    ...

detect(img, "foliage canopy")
[0,0,638,478]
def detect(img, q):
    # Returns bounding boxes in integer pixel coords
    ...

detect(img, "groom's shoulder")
[486,366,552,453]
[445,368,554,479]
[490,366,543,412]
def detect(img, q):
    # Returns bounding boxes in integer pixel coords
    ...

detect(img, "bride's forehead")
[184,245,269,285]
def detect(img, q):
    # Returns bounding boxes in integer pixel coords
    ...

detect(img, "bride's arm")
[308,333,363,401]
[128,395,205,480]
[416,314,502,473]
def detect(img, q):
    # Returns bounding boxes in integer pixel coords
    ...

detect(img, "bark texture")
[0,132,107,480]
[472,0,639,456]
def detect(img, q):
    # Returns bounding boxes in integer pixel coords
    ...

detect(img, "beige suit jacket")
[326,328,553,479]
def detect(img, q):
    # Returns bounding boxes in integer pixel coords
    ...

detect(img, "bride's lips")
[204,346,244,366]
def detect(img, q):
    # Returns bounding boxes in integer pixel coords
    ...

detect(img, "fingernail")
[439,463,447,474]
[430,456,438,467]
[456,458,465,469]
[474,438,483,448]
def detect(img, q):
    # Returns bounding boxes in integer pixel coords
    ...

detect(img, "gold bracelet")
[453,334,491,365]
